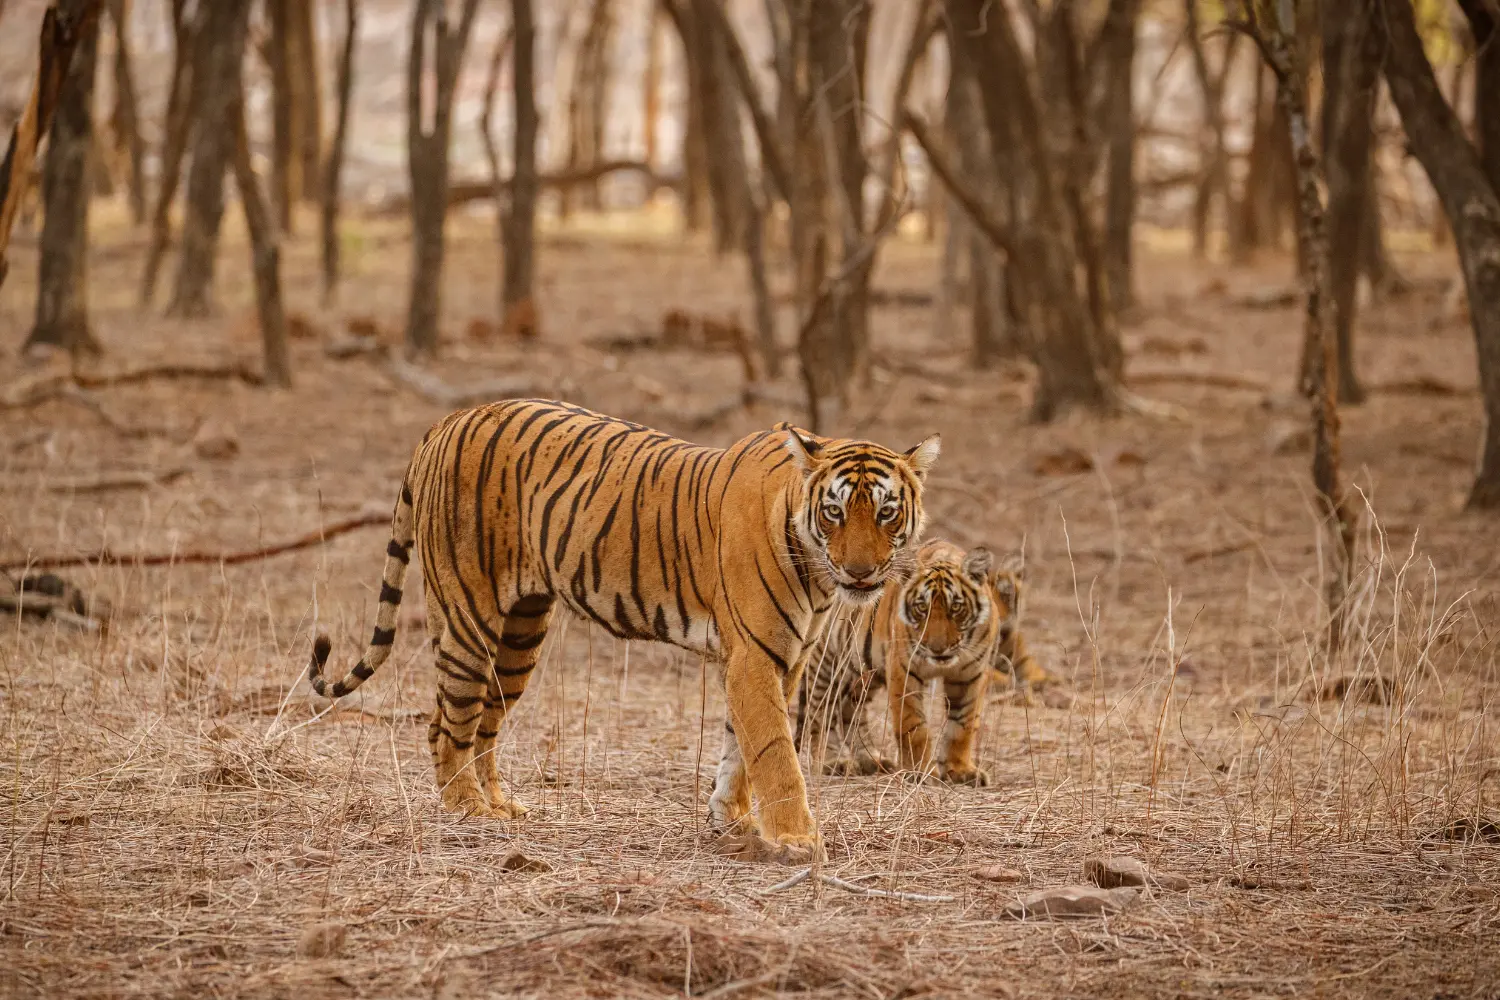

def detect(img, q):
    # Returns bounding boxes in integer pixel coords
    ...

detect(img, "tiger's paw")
[824,752,896,776]
[900,765,940,785]
[940,765,991,788]
[772,832,826,866]
[709,810,762,838]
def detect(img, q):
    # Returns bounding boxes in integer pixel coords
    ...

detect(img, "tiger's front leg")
[888,644,935,780]
[938,674,990,787]
[724,649,821,862]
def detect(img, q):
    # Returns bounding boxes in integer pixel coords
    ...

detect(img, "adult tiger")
[308,400,939,862]
[796,540,1044,784]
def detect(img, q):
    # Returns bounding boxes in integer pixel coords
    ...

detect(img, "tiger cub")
[798,538,1022,785]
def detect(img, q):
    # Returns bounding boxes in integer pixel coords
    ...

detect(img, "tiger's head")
[990,555,1024,642]
[897,540,1000,664]
[782,424,940,605]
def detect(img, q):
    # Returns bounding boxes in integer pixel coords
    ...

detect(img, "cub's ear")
[903,434,941,480]
[962,546,994,583]
[997,553,1025,582]
[783,425,824,473]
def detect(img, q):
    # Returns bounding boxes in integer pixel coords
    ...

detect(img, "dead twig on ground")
[760,867,954,903]
[42,464,191,493]
[384,356,553,409]
[2,506,390,571]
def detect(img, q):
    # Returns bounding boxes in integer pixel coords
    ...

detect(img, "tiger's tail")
[309,482,415,699]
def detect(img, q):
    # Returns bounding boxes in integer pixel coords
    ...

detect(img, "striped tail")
[309,483,415,699]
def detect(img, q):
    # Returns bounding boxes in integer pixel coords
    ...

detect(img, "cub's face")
[898,541,997,663]
[990,561,1023,638]
[784,425,940,605]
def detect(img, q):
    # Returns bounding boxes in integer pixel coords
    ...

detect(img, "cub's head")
[898,540,998,663]
[990,555,1024,639]
[782,423,940,605]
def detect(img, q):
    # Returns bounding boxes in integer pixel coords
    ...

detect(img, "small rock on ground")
[297,922,347,959]
[1004,885,1139,920]
[973,865,1024,883]
[1086,856,1191,892]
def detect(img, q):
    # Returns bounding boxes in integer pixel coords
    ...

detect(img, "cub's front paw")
[940,765,991,787]
[900,765,940,785]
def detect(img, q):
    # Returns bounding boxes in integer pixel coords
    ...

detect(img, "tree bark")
[321,0,358,305]
[25,8,101,356]
[268,0,301,231]
[1316,0,1382,405]
[1378,0,1500,509]
[107,0,145,225]
[660,0,711,234]
[501,0,539,336]
[292,0,322,203]
[405,0,481,356]
[1185,0,1232,258]
[167,0,252,318]
[565,0,612,215]
[0,0,104,292]
[1456,0,1499,197]
[229,85,290,388]
[1103,0,1139,312]
[139,0,196,307]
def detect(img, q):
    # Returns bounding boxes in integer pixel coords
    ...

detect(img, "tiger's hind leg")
[471,595,553,816]
[428,631,498,817]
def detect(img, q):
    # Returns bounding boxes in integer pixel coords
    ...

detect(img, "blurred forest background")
[1,1,1499,997]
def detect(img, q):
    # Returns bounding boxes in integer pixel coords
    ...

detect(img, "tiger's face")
[898,541,997,663]
[784,426,940,605]
[990,559,1023,641]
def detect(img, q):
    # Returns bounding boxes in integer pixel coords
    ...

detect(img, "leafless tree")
[405,0,481,357]
[139,0,197,307]
[1377,0,1500,509]
[106,0,145,225]
[167,0,253,318]
[0,1,104,292]
[321,0,359,304]
[500,0,539,338]
[24,3,102,356]
[1317,0,1383,405]
[1231,2,1354,650]
[229,79,290,387]
[564,0,614,216]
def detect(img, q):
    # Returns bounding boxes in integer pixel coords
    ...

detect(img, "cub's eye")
[952,595,965,610]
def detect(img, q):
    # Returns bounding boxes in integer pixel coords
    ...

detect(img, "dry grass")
[1,207,1498,999]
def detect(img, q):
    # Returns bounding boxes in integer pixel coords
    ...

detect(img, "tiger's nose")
[845,561,878,582]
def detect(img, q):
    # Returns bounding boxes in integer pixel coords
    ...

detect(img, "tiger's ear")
[903,434,941,480]
[962,546,994,583]
[997,553,1025,582]
[783,426,824,474]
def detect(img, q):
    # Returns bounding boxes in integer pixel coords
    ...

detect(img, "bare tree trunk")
[269,0,300,232]
[1380,0,1500,509]
[566,0,612,215]
[1316,0,1381,405]
[321,0,358,305]
[1457,0,1499,196]
[501,0,539,336]
[25,8,101,356]
[1104,1,1139,311]
[1185,0,1233,258]
[293,0,322,204]
[1240,4,1355,650]
[661,0,711,234]
[139,0,196,307]
[107,0,144,225]
[644,8,660,170]
[229,84,290,388]
[939,0,1121,420]
[406,0,481,357]
[0,0,104,292]
[167,0,252,318]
